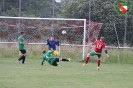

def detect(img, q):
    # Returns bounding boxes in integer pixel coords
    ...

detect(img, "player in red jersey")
[82,37,109,70]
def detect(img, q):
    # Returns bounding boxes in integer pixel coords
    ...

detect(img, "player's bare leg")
[97,58,100,70]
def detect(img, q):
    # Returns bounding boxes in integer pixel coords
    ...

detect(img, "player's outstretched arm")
[104,49,109,57]
[56,41,60,46]
[45,39,50,45]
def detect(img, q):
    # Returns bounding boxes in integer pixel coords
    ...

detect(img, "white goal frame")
[0,16,87,60]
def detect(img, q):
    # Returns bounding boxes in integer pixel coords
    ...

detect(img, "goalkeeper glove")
[47,39,49,42]
[57,41,60,46]
[47,39,50,45]
[104,49,108,54]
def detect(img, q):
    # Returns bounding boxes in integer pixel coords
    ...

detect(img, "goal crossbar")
[0,16,86,21]
[0,16,87,60]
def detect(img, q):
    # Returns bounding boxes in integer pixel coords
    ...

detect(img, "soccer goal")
[0,16,102,60]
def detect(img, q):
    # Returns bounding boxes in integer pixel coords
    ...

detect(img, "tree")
[0,0,53,17]
[60,0,133,46]
[0,0,133,46]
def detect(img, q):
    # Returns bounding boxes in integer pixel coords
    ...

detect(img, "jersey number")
[96,43,102,49]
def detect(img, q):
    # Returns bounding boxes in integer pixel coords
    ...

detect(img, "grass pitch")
[0,58,133,88]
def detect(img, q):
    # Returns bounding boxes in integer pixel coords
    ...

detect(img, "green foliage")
[61,0,89,18]
[0,0,53,17]
[2,6,18,16]
[0,0,133,45]
[60,0,133,46]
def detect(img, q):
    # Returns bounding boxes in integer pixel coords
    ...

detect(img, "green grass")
[0,58,133,88]
[1,44,133,64]
[104,48,133,64]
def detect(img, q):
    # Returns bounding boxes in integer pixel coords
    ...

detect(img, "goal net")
[0,16,102,60]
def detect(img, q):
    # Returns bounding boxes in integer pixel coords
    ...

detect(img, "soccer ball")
[55,0,61,3]
[62,30,67,35]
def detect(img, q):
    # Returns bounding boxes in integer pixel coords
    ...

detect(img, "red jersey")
[93,40,106,54]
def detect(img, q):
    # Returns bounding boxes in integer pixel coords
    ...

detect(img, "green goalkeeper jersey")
[42,51,56,65]
[18,36,25,50]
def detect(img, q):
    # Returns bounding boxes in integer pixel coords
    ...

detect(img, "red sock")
[97,59,100,67]
[85,57,90,64]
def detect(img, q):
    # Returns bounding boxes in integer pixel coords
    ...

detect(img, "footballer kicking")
[82,37,109,70]
[41,50,70,66]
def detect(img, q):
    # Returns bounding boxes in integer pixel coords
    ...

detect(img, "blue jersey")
[46,40,59,50]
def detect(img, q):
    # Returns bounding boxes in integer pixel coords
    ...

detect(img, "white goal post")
[0,16,87,60]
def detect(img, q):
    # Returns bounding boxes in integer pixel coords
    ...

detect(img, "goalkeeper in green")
[41,50,70,66]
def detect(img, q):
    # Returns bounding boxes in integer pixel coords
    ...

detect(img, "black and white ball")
[62,30,67,35]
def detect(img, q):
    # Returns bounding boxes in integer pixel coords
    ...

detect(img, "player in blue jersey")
[45,36,71,62]
[46,36,61,58]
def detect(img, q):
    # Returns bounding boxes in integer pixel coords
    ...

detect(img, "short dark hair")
[42,50,46,54]
[20,32,25,35]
